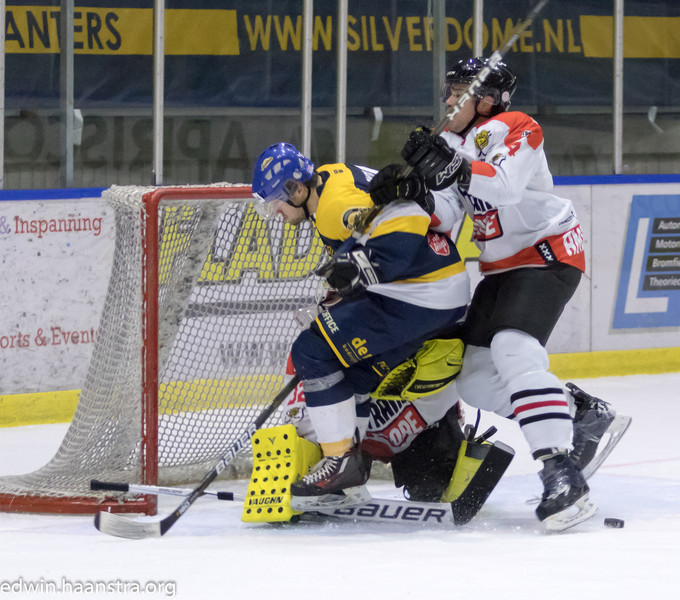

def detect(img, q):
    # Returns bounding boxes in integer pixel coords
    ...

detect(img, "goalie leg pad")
[242,424,321,523]
[390,404,465,501]
[442,440,515,525]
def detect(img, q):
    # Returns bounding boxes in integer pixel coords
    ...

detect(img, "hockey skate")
[289,443,372,511]
[536,453,597,532]
[566,383,632,480]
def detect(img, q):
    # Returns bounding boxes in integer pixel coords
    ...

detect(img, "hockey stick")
[354,0,550,235]
[94,375,299,539]
[90,479,239,501]
[91,479,453,528]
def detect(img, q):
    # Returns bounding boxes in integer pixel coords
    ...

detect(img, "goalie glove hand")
[369,164,429,207]
[315,248,381,297]
[401,126,469,191]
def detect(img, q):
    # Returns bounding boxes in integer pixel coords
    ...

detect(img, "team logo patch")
[427,232,450,256]
[474,130,490,151]
[535,240,557,263]
[491,153,506,167]
[472,210,503,241]
[342,207,372,232]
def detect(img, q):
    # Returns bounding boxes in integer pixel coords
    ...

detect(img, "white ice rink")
[0,373,678,600]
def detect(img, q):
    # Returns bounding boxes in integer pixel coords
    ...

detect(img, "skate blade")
[543,493,598,533]
[582,413,633,480]
[290,485,372,511]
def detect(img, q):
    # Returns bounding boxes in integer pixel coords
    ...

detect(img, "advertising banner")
[613,195,680,329]
[0,193,113,393]
[5,1,680,110]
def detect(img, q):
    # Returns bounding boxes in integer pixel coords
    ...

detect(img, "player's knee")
[456,345,513,415]
[490,329,549,384]
[291,327,342,381]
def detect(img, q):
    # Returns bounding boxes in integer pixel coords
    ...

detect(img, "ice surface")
[0,373,678,599]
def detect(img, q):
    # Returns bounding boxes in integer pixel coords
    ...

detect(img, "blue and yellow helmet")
[252,143,315,206]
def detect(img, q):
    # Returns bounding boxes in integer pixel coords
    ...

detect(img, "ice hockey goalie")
[242,347,514,526]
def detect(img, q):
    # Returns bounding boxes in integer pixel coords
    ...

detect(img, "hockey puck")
[604,518,625,528]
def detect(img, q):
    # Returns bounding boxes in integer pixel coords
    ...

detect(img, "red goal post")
[0,183,325,514]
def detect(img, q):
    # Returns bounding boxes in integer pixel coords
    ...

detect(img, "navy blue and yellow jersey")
[313,163,375,253]
[313,163,470,311]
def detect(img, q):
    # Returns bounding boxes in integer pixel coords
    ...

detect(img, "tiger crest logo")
[474,130,490,151]
[342,207,372,232]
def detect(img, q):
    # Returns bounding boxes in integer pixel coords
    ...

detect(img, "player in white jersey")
[369,58,630,531]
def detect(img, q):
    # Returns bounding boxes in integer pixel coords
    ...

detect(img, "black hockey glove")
[316,248,381,297]
[401,126,469,191]
[369,164,427,206]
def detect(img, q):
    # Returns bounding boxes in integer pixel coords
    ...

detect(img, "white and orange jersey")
[431,111,585,275]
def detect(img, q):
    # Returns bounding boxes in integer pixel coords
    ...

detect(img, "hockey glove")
[401,126,469,191]
[369,164,428,206]
[316,248,381,297]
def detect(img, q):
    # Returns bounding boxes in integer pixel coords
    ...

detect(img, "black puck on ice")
[604,518,624,528]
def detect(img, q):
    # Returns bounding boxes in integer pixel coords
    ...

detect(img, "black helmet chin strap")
[457,94,500,138]
[456,97,483,138]
[285,184,312,219]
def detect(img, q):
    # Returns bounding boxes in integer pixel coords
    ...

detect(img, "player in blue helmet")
[252,143,316,221]
[250,143,471,506]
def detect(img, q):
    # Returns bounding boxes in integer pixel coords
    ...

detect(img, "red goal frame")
[0,186,253,514]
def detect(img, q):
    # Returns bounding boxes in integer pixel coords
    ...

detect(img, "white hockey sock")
[306,396,357,456]
[491,330,573,454]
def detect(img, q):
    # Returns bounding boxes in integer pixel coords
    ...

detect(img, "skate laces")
[303,456,343,484]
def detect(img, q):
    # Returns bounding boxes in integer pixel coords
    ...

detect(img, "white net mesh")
[0,184,326,510]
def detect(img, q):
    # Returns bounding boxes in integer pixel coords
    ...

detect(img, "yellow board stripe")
[580,16,680,59]
[0,375,284,428]
[0,390,81,427]
[549,346,680,380]
[1,347,678,427]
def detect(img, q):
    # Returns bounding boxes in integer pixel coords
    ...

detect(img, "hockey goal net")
[0,184,325,514]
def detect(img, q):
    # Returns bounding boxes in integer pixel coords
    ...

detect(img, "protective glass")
[440,82,470,103]
[252,178,299,220]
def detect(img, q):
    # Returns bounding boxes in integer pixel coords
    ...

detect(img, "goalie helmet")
[443,57,517,113]
[252,143,315,205]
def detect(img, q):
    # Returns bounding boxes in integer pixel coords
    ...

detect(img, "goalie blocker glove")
[316,247,382,297]
[401,126,471,191]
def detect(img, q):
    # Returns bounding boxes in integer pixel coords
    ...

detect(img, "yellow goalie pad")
[440,439,515,525]
[372,338,464,402]
[242,424,321,523]
[441,440,487,503]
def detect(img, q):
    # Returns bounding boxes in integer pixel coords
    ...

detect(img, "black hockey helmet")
[443,57,517,113]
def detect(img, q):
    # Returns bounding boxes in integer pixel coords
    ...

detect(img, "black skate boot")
[566,382,632,479]
[536,452,597,532]
[289,440,372,510]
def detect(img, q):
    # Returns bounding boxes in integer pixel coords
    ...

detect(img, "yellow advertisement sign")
[5,7,240,55]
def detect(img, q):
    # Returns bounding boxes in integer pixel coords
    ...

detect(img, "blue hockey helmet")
[252,143,315,207]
